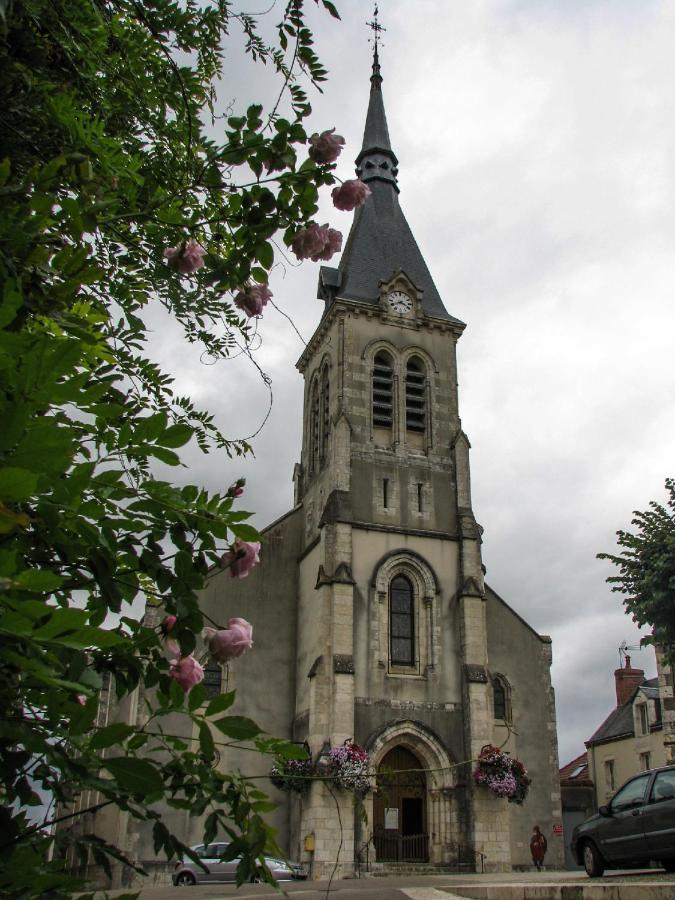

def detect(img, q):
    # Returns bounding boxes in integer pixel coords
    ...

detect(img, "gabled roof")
[560,752,593,786]
[586,676,661,747]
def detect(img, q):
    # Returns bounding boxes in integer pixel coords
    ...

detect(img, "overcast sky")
[149,0,674,771]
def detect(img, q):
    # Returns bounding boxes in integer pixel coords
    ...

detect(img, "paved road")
[97,869,675,900]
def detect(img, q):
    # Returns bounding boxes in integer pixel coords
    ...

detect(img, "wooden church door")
[373,746,428,862]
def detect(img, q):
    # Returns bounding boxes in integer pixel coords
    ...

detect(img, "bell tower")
[291,31,513,876]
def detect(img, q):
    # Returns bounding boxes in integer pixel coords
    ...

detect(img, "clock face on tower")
[386,290,413,313]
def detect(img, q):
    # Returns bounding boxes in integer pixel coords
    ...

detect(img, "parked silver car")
[172,842,308,886]
[571,765,675,877]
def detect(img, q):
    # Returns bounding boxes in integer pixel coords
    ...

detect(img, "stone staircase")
[364,862,475,877]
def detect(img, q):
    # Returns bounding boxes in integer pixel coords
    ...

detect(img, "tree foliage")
[598,478,675,662]
[0,0,341,894]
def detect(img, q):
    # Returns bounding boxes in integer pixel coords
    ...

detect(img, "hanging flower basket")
[326,739,371,797]
[270,757,314,794]
[473,744,531,805]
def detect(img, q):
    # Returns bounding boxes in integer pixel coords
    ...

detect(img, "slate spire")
[317,33,464,327]
[355,44,399,191]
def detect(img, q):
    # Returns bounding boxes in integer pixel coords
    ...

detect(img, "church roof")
[318,49,464,327]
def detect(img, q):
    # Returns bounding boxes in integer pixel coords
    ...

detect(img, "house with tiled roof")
[585,654,666,810]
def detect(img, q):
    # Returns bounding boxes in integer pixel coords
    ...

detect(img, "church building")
[190,49,565,876]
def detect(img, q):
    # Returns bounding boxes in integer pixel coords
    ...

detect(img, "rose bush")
[0,0,344,894]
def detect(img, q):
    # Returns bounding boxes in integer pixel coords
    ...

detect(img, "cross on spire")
[366,3,386,87]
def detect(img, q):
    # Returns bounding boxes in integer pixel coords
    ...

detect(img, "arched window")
[310,380,320,472]
[493,676,509,721]
[390,575,415,666]
[373,352,394,428]
[320,366,330,464]
[405,358,426,433]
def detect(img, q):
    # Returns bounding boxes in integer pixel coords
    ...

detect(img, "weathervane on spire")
[366,3,385,87]
[366,3,386,52]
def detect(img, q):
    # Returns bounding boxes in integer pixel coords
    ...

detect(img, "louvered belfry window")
[373,352,394,427]
[390,575,415,666]
[405,358,426,432]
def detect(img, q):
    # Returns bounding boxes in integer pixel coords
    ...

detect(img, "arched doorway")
[373,746,428,862]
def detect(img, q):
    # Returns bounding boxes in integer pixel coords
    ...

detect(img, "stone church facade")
[93,53,564,882]
[190,54,564,876]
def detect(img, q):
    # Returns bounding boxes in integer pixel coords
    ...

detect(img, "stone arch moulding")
[401,344,439,374]
[360,337,399,363]
[365,718,456,790]
[370,549,440,675]
[370,548,440,596]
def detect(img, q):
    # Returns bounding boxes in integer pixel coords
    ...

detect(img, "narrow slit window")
[405,358,426,433]
[383,478,389,509]
[493,678,507,720]
[310,381,320,472]
[373,352,393,428]
[320,367,330,464]
[390,575,414,666]
[417,483,423,512]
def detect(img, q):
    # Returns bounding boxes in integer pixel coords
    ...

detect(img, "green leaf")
[188,681,206,711]
[230,523,260,542]
[90,723,136,750]
[158,424,193,449]
[104,758,164,796]
[212,716,261,741]
[0,467,39,503]
[250,267,268,284]
[199,722,215,759]
[14,569,64,592]
[254,242,273,269]
[205,690,235,717]
[147,445,181,466]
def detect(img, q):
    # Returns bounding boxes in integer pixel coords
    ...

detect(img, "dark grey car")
[571,765,675,876]
[172,842,307,886]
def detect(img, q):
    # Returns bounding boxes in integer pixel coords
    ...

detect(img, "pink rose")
[220,539,261,578]
[161,614,177,636]
[332,179,371,212]
[314,227,342,261]
[76,695,87,706]
[291,224,343,262]
[203,618,253,663]
[164,238,206,275]
[308,128,345,164]
[169,655,204,694]
[234,284,272,318]
[227,478,245,498]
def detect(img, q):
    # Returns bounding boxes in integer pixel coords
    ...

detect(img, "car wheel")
[175,872,196,886]
[662,860,675,872]
[582,841,605,878]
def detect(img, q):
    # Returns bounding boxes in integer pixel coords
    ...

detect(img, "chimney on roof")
[615,655,644,707]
